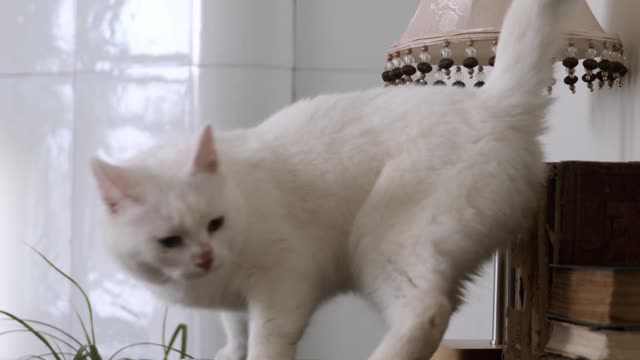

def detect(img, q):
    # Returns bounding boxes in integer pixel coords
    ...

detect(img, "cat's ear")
[90,158,138,214]
[192,125,218,173]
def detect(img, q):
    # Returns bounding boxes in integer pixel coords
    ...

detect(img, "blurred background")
[0,0,637,359]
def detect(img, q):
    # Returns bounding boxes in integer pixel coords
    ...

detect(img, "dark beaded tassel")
[618,48,629,83]
[416,63,432,85]
[463,40,479,79]
[582,73,596,92]
[401,49,416,84]
[596,71,605,90]
[392,51,404,85]
[564,68,578,94]
[452,66,465,87]
[618,51,629,88]
[439,40,453,80]
[563,42,579,94]
[381,70,393,86]
[582,44,598,92]
[415,46,432,85]
[382,53,394,87]
[599,43,612,88]
[391,68,403,85]
[433,65,446,86]
[610,44,626,88]
[401,64,416,83]
[474,65,485,87]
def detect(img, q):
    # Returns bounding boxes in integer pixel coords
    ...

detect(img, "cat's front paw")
[214,346,247,360]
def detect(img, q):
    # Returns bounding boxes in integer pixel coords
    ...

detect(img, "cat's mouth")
[195,257,213,271]
[180,259,217,280]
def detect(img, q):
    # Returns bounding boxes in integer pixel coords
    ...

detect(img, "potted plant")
[0,248,194,360]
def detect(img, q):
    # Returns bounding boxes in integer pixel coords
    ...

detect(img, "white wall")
[544,0,639,162]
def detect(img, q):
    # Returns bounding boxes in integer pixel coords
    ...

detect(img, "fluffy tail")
[483,0,575,108]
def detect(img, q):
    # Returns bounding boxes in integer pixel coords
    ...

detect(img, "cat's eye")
[207,216,225,233]
[158,236,183,248]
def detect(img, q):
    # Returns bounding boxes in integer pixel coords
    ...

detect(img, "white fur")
[91,1,573,359]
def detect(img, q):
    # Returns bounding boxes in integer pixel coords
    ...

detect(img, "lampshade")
[381,0,628,93]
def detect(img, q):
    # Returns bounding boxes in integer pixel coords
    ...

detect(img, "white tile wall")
[294,69,381,99]
[295,0,421,71]
[196,0,294,67]
[194,66,293,130]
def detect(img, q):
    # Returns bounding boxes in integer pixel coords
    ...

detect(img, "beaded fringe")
[382,40,628,94]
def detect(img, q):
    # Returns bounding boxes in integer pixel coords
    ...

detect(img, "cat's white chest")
[152,273,246,310]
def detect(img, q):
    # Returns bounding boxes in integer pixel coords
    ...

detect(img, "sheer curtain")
[0,0,292,358]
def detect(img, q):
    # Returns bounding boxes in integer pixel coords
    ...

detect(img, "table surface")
[432,340,504,360]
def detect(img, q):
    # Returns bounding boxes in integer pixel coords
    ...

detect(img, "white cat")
[91,0,573,359]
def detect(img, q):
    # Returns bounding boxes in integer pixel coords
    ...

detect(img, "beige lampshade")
[382,0,628,92]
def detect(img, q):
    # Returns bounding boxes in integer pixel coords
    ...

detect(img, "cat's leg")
[245,284,317,360]
[350,161,460,360]
[355,217,456,360]
[215,311,248,360]
[367,288,452,360]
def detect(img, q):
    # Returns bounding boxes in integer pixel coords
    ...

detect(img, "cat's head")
[91,126,240,284]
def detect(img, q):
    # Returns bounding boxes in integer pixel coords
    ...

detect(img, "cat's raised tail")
[483,0,575,111]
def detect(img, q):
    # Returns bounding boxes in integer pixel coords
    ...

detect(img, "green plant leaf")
[73,345,90,360]
[164,324,188,360]
[30,247,97,345]
[108,342,194,360]
[72,305,92,347]
[12,247,197,360]
[0,310,62,360]
[72,344,103,360]
[54,340,69,360]
[161,307,168,348]
[1,318,83,347]
[88,344,102,360]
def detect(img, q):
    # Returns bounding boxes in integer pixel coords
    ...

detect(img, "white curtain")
[0,0,293,358]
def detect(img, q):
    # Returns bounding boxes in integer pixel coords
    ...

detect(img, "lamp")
[381,0,629,93]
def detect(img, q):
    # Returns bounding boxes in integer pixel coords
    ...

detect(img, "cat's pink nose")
[196,249,214,270]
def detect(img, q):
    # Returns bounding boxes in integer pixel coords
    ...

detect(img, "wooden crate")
[503,166,554,360]
[432,341,502,360]
[504,161,640,359]
[549,161,640,266]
